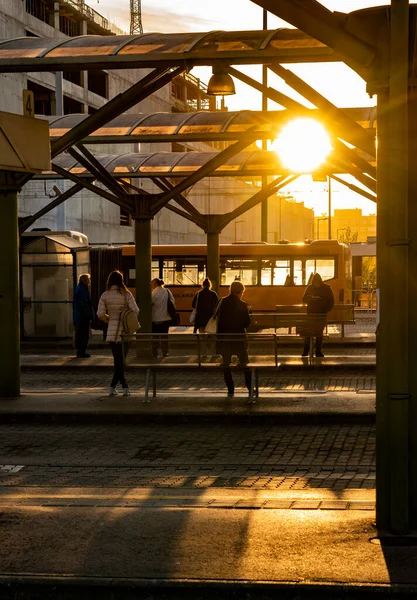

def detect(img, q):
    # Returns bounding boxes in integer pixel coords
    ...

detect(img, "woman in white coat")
[97,270,139,396]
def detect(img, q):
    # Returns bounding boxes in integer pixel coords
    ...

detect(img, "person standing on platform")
[192,278,218,356]
[73,273,95,358]
[217,280,252,397]
[301,272,334,358]
[151,278,175,358]
[97,270,139,396]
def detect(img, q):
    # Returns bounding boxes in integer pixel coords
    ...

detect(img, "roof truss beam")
[19,182,84,234]
[164,203,205,228]
[51,66,184,158]
[251,0,376,75]
[330,174,376,203]
[228,65,376,186]
[220,174,299,229]
[228,65,375,163]
[150,133,263,214]
[151,177,206,226]
[51,163,134,213]
[70,145,126,199]
[268,63,375,158]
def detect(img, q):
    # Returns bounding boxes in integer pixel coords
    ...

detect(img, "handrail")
[122,325,328,367]
[122,332,280,367]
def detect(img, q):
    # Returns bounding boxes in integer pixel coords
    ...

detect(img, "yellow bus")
[121,240,352,324]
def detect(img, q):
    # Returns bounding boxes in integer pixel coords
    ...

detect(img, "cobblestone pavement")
[21,369,376,393]
[0,423,375,493]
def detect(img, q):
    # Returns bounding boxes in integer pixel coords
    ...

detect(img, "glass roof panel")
[47,36,121,57]
[178,112,231,134]
[119,32,197,55]
[171,152,217,173]
[0,37,50,58]
[240,150,281,172]
[47,150,343,178]
[90,114,144,136]
[131,113,186,135]
[0,30,339,73]
[196,30,266,52]
[105,154,151,173]
[49,114,86,137]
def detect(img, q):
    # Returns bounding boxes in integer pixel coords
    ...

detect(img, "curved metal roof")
[46,107,376,143]
[39,149,347,179]
[0,29,340,73]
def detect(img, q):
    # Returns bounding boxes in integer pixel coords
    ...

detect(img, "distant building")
[2,0,254,245]
[314,208,376,242]
[224,193,314,243]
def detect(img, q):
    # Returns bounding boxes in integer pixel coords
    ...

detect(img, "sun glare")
[272,118,332,173]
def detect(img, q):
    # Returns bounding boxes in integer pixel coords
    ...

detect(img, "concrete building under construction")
[0,0,312,245]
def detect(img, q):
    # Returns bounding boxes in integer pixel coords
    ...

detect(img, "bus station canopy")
[0,29,341,73]
[37,149,369,180]
[46,107,377,144]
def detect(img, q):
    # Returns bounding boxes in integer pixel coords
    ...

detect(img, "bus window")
[306,258,335,282]
[162,260,176,285]
[221,259,258,286]
[176,263,203,285]
[293,259,304,285]
[151,261,160,280]
[273,260,291,286]
[127,260,160,283]
[163,260,205,285]
[261,260,272,285]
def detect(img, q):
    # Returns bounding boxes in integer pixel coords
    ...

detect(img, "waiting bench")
[122,330,325,402]
[250,304,355,338]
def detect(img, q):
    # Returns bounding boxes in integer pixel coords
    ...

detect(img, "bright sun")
[271,118,332,173]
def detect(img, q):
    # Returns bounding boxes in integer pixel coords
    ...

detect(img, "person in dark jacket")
[301,272,334,357]
[217,280,252,397]
[192,278,218,355]
[73,273,95,358]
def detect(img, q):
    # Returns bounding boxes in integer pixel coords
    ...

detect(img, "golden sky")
[85,1,395,215]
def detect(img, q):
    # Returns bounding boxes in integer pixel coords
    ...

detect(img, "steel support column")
[0,174,20,397]
[205,216,223,293]
[408,92,417,530]
[261,8,268,243]
[376,0,410,535]
[134,217,152,336]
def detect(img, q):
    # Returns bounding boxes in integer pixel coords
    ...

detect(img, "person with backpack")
[97,270,139,396]
[151,278,175,358]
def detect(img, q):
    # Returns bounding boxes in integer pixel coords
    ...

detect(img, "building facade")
[315,208,376,242]
[1,0,313,245]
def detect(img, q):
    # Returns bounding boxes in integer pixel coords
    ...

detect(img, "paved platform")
[21,351,376,370]
[0,419,416,599]
[0,390,376,424]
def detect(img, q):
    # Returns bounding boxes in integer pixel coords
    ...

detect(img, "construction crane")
[130,0,143,34]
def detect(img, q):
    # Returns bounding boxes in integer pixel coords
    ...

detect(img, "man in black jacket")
[217,280,252,396]
[302,272,334,357]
